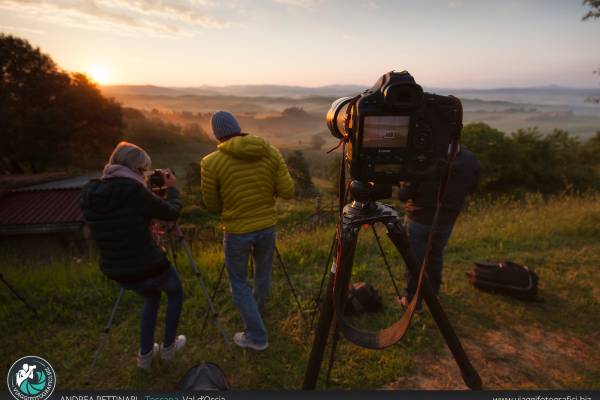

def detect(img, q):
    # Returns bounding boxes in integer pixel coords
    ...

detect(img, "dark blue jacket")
[80,178,182,282]
[399,147,480,226]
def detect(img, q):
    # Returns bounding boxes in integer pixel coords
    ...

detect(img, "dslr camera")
[149,169,169,188]
[326,70,462,185]
[148,169,175,196]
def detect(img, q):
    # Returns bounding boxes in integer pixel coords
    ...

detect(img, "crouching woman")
[81,141,186,369]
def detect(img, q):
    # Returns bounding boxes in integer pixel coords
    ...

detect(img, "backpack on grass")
[177,362,230,391]
[466,261,539,301]
[344,282,383,316]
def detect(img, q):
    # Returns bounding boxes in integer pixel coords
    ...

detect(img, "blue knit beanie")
[211,111,241,141]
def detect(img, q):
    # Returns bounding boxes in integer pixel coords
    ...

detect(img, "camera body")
[326,71,462,184]
[149,169,167,188]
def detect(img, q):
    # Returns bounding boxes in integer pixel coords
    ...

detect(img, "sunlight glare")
[88,64,110,85]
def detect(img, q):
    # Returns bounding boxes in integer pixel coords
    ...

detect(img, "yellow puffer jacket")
[200,135,295,234]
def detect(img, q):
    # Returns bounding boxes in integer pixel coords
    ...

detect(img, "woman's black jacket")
[80,178,182,283]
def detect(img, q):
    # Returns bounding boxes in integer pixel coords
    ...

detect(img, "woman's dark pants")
[121,264,183,355]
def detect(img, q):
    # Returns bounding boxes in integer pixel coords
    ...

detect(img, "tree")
[461,123,520,192]
[286,150,315,198]
[182,122,212,143]
[582,0,600,102]
[582,0,600,20]
[309,133,326,150]
[184,161,201,194]
[327,154,342,196]
[59,73,124,169]
[580,131,600,173]
[462,122,599,194]
[0,34,123,173]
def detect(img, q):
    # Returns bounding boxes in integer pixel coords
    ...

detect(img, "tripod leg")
[386,221,482,390]
[325,321,341,387]
[199,262,226,336]
[304,222,359,389]
[181,240,231,348]
[370,225,402,300]
[0,273,38,316]
[311,232,337,331]
[275,246,308,328]
[86,287,124,385]
[303,272,335,389]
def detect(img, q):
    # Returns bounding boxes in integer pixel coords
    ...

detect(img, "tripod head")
[348,180,392,209]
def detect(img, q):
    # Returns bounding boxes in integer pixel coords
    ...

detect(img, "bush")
[462,123,600,194]
[286,150,316,198]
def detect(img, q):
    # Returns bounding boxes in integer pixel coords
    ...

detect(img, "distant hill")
[103,83,600,100]
[102,84,367,99]
[101,83,600,143]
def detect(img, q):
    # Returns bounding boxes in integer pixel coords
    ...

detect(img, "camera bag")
[177,362,230,391]
[344,282,383,316]
[466,261,539,301]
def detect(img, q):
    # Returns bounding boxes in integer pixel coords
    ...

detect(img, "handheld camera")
[148,169,174,197]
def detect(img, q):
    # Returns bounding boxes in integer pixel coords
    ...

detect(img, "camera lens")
[326,97,353,139]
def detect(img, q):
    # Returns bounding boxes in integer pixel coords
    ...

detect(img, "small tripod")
[303,180,482,390]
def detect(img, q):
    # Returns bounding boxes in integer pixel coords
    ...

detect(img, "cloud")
[367,1,380,10]
[273,0,322,9]
[448,0,464,8]
[0,0,228,38]
[0,24,45,35]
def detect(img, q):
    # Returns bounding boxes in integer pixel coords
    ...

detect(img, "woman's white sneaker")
[137,343,159,369]
[160,334,187,361]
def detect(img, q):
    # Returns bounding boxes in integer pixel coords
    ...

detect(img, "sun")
[88,64,110,85]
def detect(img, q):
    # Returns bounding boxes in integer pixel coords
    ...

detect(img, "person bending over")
[398,145,480,311]
[81,141,186,369]
[201,111,294,351]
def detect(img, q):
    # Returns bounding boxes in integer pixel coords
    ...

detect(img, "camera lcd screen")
[362,116,410,148]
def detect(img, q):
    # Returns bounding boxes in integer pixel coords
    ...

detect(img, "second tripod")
[199,243,308,335]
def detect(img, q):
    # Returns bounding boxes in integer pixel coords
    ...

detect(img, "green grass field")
[1,194,599,390]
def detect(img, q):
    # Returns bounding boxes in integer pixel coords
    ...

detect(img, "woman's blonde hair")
[108,141,152,173]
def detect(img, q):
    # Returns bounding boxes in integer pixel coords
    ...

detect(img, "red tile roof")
[0,189,83,225]
[0,173,68,190]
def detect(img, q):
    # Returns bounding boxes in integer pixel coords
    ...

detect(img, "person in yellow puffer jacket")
[200,110,294,351]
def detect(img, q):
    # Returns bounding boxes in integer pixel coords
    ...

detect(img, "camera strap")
[331,96,463,350]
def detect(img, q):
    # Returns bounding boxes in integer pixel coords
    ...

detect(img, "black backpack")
[467,261,539,301]
[177,362,230,391]
[344,282,383,316]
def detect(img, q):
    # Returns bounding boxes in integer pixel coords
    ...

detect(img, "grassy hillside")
[1,194,599,389]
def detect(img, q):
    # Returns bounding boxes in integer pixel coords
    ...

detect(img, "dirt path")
[387,324,600,389]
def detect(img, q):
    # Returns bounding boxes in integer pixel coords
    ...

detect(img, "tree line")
[325,124,600,196]
[0,34,123,173]
[462,123,600,195]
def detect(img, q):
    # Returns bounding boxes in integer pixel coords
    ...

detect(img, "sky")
[0,0,599,88]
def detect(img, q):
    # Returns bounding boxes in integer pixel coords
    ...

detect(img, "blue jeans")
[121,264,183,354]
[223,226,275,345]
[404,219,454,302]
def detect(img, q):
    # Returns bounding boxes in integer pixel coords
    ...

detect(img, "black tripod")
[0,272,38,315]
[303,181,482,390]
[198,243,308,334]
[167,224,231,347]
